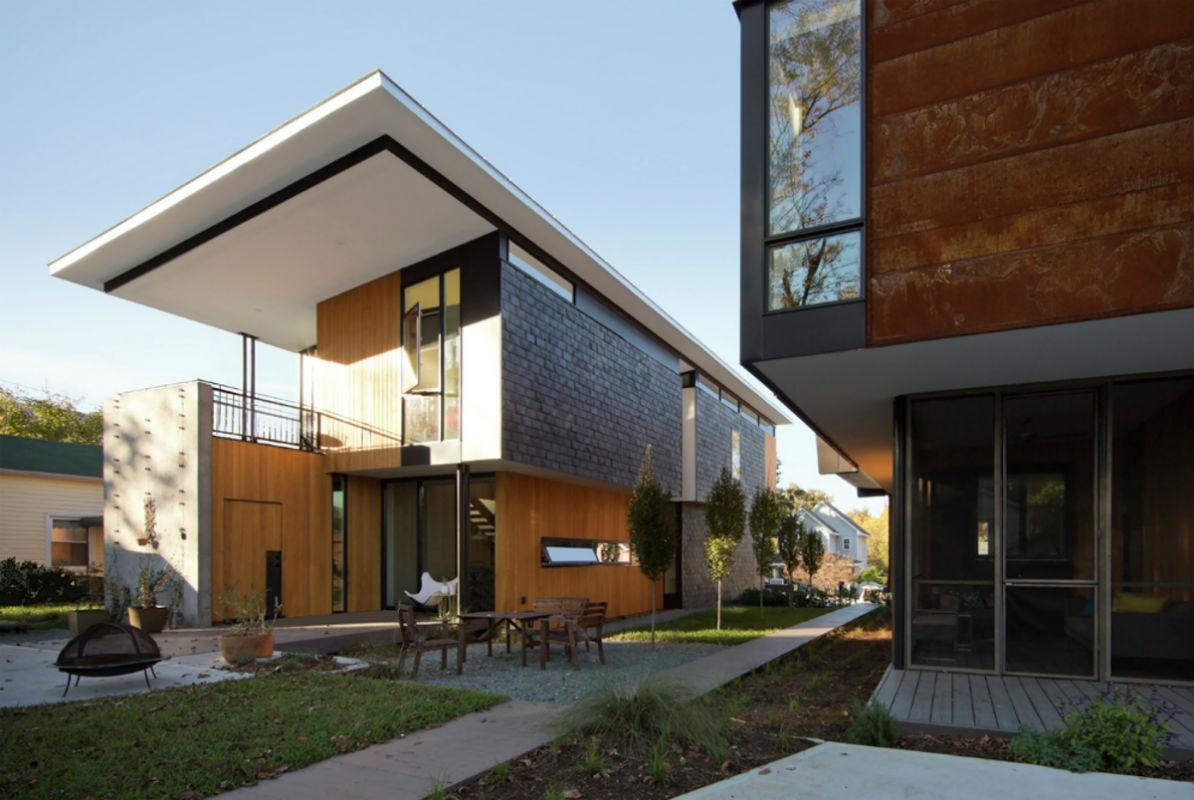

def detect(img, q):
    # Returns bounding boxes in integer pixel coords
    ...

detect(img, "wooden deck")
[871,667,1194,756]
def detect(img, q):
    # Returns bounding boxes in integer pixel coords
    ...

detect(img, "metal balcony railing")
[211,383,320,450]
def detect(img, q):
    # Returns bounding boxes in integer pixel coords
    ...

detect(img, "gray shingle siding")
[694,389,765,501]
[500,262,682,489]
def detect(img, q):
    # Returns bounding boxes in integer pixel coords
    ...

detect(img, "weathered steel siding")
[868,0,1194,344]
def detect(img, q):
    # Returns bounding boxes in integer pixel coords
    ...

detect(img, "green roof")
[0,435,102,479]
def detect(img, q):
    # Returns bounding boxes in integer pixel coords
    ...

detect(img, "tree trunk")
[759,575,765,617]
[650,583,657,649]
[716,580,722,630]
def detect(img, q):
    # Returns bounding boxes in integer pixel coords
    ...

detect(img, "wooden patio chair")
[395,603,456,678]
[529,596,604,669]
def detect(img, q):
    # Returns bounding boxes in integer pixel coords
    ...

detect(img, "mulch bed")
[447,608,1193,799]
[229,653,347,675]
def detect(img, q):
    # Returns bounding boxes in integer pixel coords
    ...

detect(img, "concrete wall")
[868,0,1194,344]
[0,473,102,565]
[501,262,683,490]
[103,382,212,626]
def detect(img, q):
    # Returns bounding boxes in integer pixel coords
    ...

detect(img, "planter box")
[128,606,168,634]
[218,632,274,666]
[66,609,110,635]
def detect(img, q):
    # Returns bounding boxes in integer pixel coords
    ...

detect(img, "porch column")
[455,463,471,612]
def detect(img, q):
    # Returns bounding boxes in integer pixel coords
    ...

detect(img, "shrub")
[0,558,87,605]
[856,566,887,585]
[1010,690,1171,774]
[737,587,790,607]
[556,675,726,757]
[1062,690,1170,773]
[1010,729,1101,773]
[846,700,898,747]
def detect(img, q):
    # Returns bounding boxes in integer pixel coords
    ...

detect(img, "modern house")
[735,0,1193,701]
[0,435,104,572]
[49,71,788,626]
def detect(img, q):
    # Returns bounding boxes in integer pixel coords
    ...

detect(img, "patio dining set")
[395,596,607,678]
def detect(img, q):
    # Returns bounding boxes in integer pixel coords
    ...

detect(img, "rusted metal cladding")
[867,0,1194,345]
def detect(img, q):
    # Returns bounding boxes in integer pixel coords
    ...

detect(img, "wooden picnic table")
[456,610,551,673]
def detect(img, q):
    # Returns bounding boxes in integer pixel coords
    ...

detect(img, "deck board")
[881,668,1192,755]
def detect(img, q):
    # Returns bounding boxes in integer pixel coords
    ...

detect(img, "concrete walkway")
[213,604,876,800]
[661,603,876,695]
[675,742,1190,799]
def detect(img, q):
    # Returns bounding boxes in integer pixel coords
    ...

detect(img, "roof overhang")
[756,307,1194,493]
[50,70,791,426]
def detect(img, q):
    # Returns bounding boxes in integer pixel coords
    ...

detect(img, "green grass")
[0,671,502,799]
[608,605,832,646]
[0,603,102,630]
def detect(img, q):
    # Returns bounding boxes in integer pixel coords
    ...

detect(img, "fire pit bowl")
[55,622,162,696]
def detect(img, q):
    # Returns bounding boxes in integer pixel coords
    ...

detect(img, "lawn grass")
[608,605,832,646]
[0,671,503,799]
[0,603,102,630]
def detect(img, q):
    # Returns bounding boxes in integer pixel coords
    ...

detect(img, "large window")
[766,0,862,310]
[402,268,461,443]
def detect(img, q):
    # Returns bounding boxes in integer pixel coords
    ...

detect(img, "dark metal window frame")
[761,0,867,316]
[899,368,1194,684]
[539,536,635,568]
[401,267,459,443]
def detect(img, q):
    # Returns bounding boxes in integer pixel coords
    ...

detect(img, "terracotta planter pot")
[128,606,168,634]
[218,632,274,666]
[66,609,110,635]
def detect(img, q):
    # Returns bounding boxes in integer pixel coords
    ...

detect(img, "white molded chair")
[404,572,458,607]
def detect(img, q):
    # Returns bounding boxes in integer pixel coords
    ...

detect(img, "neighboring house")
[0,435,103,572]
[50,71,789,626]
[735,1,1193,686]
[769,502,868,584]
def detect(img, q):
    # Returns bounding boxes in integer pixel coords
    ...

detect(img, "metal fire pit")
[55,622,162,696]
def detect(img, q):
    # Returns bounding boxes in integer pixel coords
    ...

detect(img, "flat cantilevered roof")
[49,70,790,427]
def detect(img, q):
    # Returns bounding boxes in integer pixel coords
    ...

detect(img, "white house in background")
[770,501,869,583]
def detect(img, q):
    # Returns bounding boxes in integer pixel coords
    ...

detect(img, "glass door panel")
[1003,390,1097,677]
[383,481,419,607]
[909,395,996,670]
[421,480,457,582]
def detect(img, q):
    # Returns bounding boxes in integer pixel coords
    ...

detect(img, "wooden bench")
[529,596,606,669]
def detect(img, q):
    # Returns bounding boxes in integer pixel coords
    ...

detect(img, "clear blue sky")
[0,1,884,515]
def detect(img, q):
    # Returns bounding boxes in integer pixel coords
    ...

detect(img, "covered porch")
[872,666,1194,757]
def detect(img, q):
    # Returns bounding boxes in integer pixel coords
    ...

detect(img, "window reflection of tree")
[768,0,861,307]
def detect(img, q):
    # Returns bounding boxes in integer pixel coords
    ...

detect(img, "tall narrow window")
[331,475,347,613]
[402,268,462,443]
[766,0,862,310]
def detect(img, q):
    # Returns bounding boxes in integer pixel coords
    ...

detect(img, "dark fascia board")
[732,0,765,19]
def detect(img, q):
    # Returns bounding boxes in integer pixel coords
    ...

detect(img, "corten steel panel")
[866,0,1194,345]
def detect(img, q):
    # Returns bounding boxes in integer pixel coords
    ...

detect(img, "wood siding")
[494,472,661,619]
[314,270,406,473]
[867,0,1194,345]
[0,473,102,565]
[763,432,777,490]
[210,439,383,619]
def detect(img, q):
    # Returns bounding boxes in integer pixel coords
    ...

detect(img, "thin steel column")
[455,463,471,613]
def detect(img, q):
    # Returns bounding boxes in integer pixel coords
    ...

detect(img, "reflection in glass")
[331,476,347,612]
[1110,378,1194,682]
[1004,392,1095,581]
[50,521,90,568]
[467,478,496,612]
[1006,586,1094,677]
[768,0,861,236]
[444,269,461,440]
[767,230,860,309]
[383,481,419,608]
[909,396,995,669]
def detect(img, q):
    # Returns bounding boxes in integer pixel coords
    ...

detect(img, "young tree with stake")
[627,446,677,647]
[704,467,746,630]
[748,486,781,615]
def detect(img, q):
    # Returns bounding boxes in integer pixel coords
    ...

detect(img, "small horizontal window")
[721,390,740,412]
[541,537,634,567]
[509,242,574,302]
[768,230,861,310]
[695,373,720,398]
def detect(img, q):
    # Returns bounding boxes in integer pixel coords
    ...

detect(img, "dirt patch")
[447,609,1193,799]
[229,653,346,675]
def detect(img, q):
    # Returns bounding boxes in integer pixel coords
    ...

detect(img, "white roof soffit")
[49,70,790,426]
[757,307,1194,493]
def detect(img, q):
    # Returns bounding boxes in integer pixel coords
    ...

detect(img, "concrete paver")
[676,742,1190,800]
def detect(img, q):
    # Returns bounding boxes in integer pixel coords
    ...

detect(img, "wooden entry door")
[216,499,283,619]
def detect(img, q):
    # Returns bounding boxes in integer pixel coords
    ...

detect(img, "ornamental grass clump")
[845,700,898,747]
[556,674,727,758]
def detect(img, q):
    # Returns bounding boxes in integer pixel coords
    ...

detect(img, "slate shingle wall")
[694,388,765,501]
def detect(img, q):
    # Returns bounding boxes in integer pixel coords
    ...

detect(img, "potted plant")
[217,586,279,665]
[127,566,173,633]
[66,562,108,634]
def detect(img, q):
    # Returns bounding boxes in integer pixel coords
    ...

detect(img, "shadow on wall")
[103,546,196,627]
